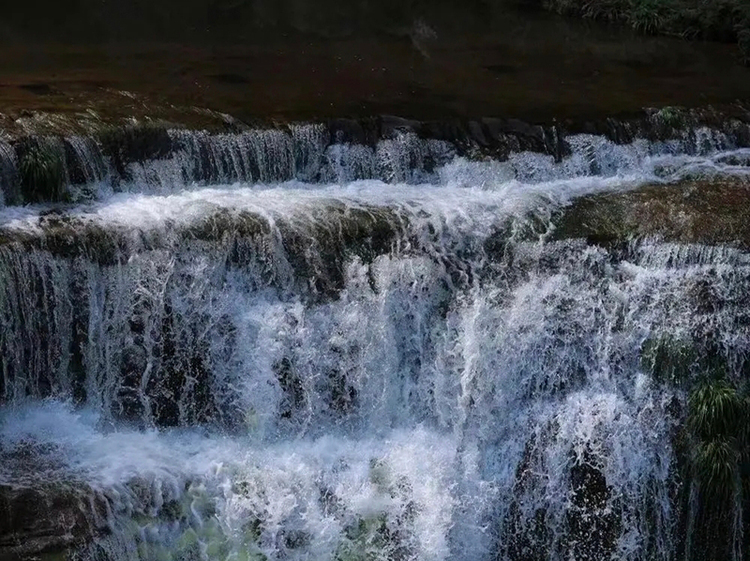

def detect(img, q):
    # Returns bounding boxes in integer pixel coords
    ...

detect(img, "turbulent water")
[1,125,750,561]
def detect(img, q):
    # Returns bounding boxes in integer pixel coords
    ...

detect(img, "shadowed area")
[0,1,748,124]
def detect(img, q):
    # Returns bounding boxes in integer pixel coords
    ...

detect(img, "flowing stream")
[1,125,750,561]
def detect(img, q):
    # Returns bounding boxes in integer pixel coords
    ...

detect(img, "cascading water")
[1,120,750,561]
[0,116,749,206]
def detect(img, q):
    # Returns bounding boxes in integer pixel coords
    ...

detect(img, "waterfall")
[1,120,750,561]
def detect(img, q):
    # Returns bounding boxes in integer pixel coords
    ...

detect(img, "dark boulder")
[0,483,109,559]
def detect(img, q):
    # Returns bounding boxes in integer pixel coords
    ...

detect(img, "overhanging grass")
[537,0,750,62]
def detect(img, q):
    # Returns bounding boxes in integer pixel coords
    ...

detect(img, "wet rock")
[380,115,419,139]
[417,119,470,149]
[503,434,623,561]
[504,118,537,139]
[328,118,378,146]
[545,126,570,161]
[274,356,307,420]
[481,117,509,142]
[562,455,619,561]
[276,203,405,299]
[560,106,750,147]
[475,118,567,158]
[467,120,489,147]
[0,482,110,558]
[152,305,219,428]
[501,433,552,561]
[99,124,173,178]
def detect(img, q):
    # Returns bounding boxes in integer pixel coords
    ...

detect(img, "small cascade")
[161,128,297,186]
[290,122,329,181]
[64,135,110,185]
[0,113,747,205]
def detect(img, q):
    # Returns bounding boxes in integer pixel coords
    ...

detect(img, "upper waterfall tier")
[1,109,749,206]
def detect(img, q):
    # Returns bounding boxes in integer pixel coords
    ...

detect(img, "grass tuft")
[688,379,748,441]
[687,378,749,512]
[18,141,67,203]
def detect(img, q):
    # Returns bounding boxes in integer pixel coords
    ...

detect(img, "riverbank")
[536,0,750,63]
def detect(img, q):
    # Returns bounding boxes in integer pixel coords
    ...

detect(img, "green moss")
[654,106,685,128]
[694,438,739,493]
[686,378,749,507]
[19,142,67,203]
[684,378,748,557]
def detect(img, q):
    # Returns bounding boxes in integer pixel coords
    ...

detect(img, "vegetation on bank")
[529,0,750,62]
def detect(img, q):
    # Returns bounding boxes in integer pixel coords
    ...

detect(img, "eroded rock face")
[501,431,623,561]
[0,446,110,560]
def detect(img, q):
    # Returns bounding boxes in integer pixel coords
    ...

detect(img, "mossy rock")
[654,106,686,130]
[0,481,109,558]
[684,378,749,560]
[693,437,739,493]
[276,203,406,299]
[552,179,750,249]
